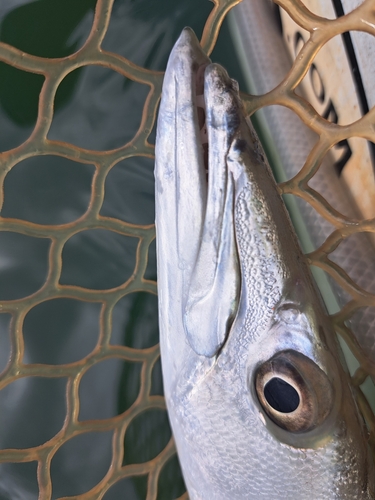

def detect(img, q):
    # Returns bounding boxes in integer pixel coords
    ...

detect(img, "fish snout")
[204,63,241,134]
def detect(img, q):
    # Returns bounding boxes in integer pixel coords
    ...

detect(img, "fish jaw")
[155,28,241,365]
[155,28,374,499]
[154,27,210,390]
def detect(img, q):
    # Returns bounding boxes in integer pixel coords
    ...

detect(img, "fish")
[154,27,375,499]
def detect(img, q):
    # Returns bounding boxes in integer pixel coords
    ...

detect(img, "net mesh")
[0,0,374,498]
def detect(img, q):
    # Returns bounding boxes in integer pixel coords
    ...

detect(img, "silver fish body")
[154,28,375,499]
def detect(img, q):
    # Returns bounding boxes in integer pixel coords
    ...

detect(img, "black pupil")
[264,377,300,413]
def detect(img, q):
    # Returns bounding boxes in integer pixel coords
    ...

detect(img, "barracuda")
[154,28,375,499]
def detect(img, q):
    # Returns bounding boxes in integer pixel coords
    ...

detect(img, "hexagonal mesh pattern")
[0,0,374,498]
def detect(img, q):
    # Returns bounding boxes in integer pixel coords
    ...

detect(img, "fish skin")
[154,27,375,500]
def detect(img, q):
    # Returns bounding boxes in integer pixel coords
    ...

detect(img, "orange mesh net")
[0,0,374,498]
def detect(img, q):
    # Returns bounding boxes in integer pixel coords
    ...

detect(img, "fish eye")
[254,350,334,433]
[263,377,300,413]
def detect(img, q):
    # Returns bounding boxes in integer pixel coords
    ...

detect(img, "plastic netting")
[0,0,374,498]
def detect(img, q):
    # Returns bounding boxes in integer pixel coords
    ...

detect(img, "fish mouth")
[195,63,209,177]
[186,61,242,357]
[193,50,242,192]
[155,28,242,358]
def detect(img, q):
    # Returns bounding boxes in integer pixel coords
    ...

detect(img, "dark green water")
[0,1,246,498]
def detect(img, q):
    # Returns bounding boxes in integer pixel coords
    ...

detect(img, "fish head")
[155,28,374,499]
